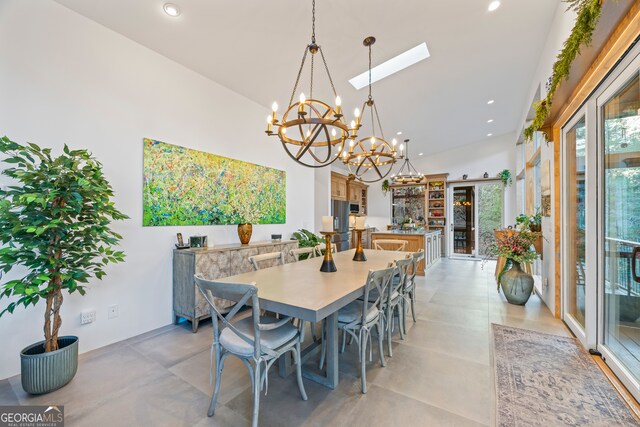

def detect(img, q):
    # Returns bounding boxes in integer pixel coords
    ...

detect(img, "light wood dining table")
[219,248,407,389]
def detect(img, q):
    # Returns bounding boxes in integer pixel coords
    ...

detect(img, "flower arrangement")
[485,230,541,289]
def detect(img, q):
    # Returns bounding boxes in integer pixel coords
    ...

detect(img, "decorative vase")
[20,336,78,394]
[237,223,252,245]
[530,224,541,233]
[500,261,534,305]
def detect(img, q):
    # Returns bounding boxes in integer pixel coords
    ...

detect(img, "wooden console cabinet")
[173,240,298,332]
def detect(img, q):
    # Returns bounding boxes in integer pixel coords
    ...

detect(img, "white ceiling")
[55,0,560,155]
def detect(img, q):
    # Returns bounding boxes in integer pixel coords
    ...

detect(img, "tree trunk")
[43,291,53,352]
[44,196,64,352]
[44,282,62,352]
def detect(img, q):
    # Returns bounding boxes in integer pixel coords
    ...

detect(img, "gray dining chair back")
[384,257,412,356]
[336,265,396,393]
[248,251,285,271]
[194,275,307,427]
[404,250,424,324]
[289,246,317,262]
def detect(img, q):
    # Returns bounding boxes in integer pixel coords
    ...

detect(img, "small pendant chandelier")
[341,36,398,183]
[390,139,424,184]
[266,0,359,168]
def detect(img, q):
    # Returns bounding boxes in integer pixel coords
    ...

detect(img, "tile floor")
[0,258,572,426]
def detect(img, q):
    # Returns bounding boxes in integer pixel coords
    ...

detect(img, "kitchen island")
[370,229,442,275]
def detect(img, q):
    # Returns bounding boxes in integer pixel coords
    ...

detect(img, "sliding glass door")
[561,44,640,400]
[598,64,640,395]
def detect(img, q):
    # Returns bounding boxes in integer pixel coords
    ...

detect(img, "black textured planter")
[20,336,78,395]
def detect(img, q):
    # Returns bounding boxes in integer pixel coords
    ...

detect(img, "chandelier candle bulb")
[298,93,306,116]
[271,102,278,123]
[335,96,343,117]
[266,115,273,133]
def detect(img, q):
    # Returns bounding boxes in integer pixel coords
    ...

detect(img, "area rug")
[492,324,640,426]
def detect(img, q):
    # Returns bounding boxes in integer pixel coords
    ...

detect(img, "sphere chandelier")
[390,139,424,184]
[341,37,398,183]
[265,0,359,168]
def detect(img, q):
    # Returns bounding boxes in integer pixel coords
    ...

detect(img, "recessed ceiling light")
[487,119,494,123]
[418,153,424,156]
[487,99,495,105]
[488,1,501,12]
[349,43,430,90]
[487,133,493,137]
[397,131,402,135]
[163,3,180,17]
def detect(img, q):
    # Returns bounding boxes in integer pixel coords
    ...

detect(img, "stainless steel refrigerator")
[331,200,350,252]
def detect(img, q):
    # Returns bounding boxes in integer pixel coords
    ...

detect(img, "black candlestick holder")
[353,229,367,262]
[319,231,337,273]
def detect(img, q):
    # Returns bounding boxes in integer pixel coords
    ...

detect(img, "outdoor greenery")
[0,137,128,352]
[478,184,504,257]
[524,0,603,141]
[604,110,640,242]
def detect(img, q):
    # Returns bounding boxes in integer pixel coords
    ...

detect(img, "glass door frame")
[595,46,640,399]
[448,183,478,258]
[447,181,505,259]
[561,106,598,349]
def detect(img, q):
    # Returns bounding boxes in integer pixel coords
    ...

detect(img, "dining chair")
[289,246,317,262]
[337,266,395,394]
[385,257,412,357]
[194,275,307,427]
[373,239,408,251]
[248,252,285,271]
[404,250,424,324]
[314,242,337,257]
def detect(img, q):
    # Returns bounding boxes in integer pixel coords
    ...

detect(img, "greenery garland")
[524,0,603,141]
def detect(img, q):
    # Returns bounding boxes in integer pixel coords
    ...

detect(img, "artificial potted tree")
[0,136,128,394]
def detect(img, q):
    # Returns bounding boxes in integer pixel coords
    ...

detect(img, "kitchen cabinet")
[331,172,368,214]
[331,172,348,201]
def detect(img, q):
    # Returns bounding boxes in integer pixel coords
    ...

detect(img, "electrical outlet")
[80,310,96,325]
[108,304,119,319]
[543,277,549,289]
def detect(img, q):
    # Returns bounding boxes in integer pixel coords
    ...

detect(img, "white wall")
[515,4,576,315]
[366,133,518,232]
[0,1,315,379]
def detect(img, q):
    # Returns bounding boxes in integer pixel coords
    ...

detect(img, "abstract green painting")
[143,138,286,226]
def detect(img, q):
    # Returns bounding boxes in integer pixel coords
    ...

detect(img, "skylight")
[348,43,430,90]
